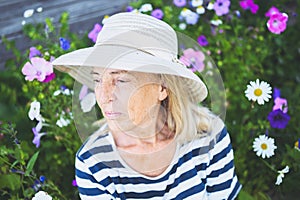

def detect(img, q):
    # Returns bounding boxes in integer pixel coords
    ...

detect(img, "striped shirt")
[75,121,241,200]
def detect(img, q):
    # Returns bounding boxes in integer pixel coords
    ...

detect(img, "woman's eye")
[93,79,102,83]
[117,79,127,83]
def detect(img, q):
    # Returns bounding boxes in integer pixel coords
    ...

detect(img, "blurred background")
[0,0,299,199]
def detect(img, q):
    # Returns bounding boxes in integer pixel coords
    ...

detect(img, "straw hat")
[52,12,208,103]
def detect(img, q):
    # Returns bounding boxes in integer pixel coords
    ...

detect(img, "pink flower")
[214,0,231,16]
[239,0,259,14]
[22,57,53,82]
[79,85,89,100]
[88,23,102,43]
[265,6,280,17]
[179,48,205,72]
[267,12,288,34]
[273,97,288,113]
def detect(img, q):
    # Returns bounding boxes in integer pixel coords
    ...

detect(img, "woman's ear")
[158,85,168,101]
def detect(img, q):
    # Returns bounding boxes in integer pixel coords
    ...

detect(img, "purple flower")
[151,9,164,20]
[29,47,42,59]
[179,48,205,72]
[32,127,46,148]
[59,37,70,50]
[239,0,259,14]
[265,6,280,17]
[273,97,288,113]
[126,6,134,12]
[267,12,288,34]
[173,0,186,7]
[214,0,231,16]
[72,179,78,187]
[267,109,290,129]
[197,35,209,46]
[273,87,281,99]
[88,23,102,43]
[22,57,53,82]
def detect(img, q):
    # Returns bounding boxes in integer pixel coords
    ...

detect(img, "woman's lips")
[104,111,122,119]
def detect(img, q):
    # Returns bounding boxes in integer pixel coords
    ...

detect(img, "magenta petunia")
[214,0,231,16]
[42,72,56,83]
[267,109,290,129]
[72,179,78,187]
[197,35,209,46]
[88,23,102,43]
[239,0,259,14]
[265,6,280,17]
[22,57,53,82]
[151,9,164,20]
[267,12,288,34]
[179,48,205,72]
[173,0,186,7]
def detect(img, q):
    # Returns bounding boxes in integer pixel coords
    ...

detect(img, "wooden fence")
[0,0,130,70]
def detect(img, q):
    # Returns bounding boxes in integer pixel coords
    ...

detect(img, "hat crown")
[95,12,178,59]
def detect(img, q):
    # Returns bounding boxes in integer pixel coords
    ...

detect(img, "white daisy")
[253,135,277,159]
[275,166,289,185]
[245,79,272,105]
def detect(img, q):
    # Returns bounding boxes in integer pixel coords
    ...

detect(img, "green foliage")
[0,1,300,199]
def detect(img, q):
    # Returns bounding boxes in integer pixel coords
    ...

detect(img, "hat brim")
[52,44,208,102]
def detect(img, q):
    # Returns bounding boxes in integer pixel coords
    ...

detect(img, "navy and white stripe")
[75,120,241,199]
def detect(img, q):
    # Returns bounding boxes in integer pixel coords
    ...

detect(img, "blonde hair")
[160,74,215,144]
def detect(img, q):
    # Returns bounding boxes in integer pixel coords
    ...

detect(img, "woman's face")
[92,68,167,133]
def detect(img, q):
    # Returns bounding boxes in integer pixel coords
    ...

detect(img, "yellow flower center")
[254,88,263,97]
[261,143,268,150]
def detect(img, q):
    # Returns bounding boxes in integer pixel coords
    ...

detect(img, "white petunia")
[207,2,214,10]
[253,135,277,159]
[196,6,205,14]
[32,191,52,200]
[139,3,153,12]
[179,23,187,30]
[23,9,34,18]
[245,79,272,105]
[36,7,43,13]
[210,19,223,26]
[275,166,289,185]
[191,0,203,7]
[28,100,42,121]
[180,8,193,18]
[56,116,70,128]
[80,92,96,113]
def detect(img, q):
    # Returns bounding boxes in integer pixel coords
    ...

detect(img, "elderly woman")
[53,12,241,200]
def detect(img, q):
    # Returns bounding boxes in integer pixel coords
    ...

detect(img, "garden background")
[0,0,299,199]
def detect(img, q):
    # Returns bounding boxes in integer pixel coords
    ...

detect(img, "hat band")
[95,43,186,68]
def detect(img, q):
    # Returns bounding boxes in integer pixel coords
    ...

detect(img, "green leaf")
[237,189,256,200]
[0,174,21,191]
[25,151,39,176]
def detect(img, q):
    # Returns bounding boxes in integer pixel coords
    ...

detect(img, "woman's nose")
[99,81,116,104]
